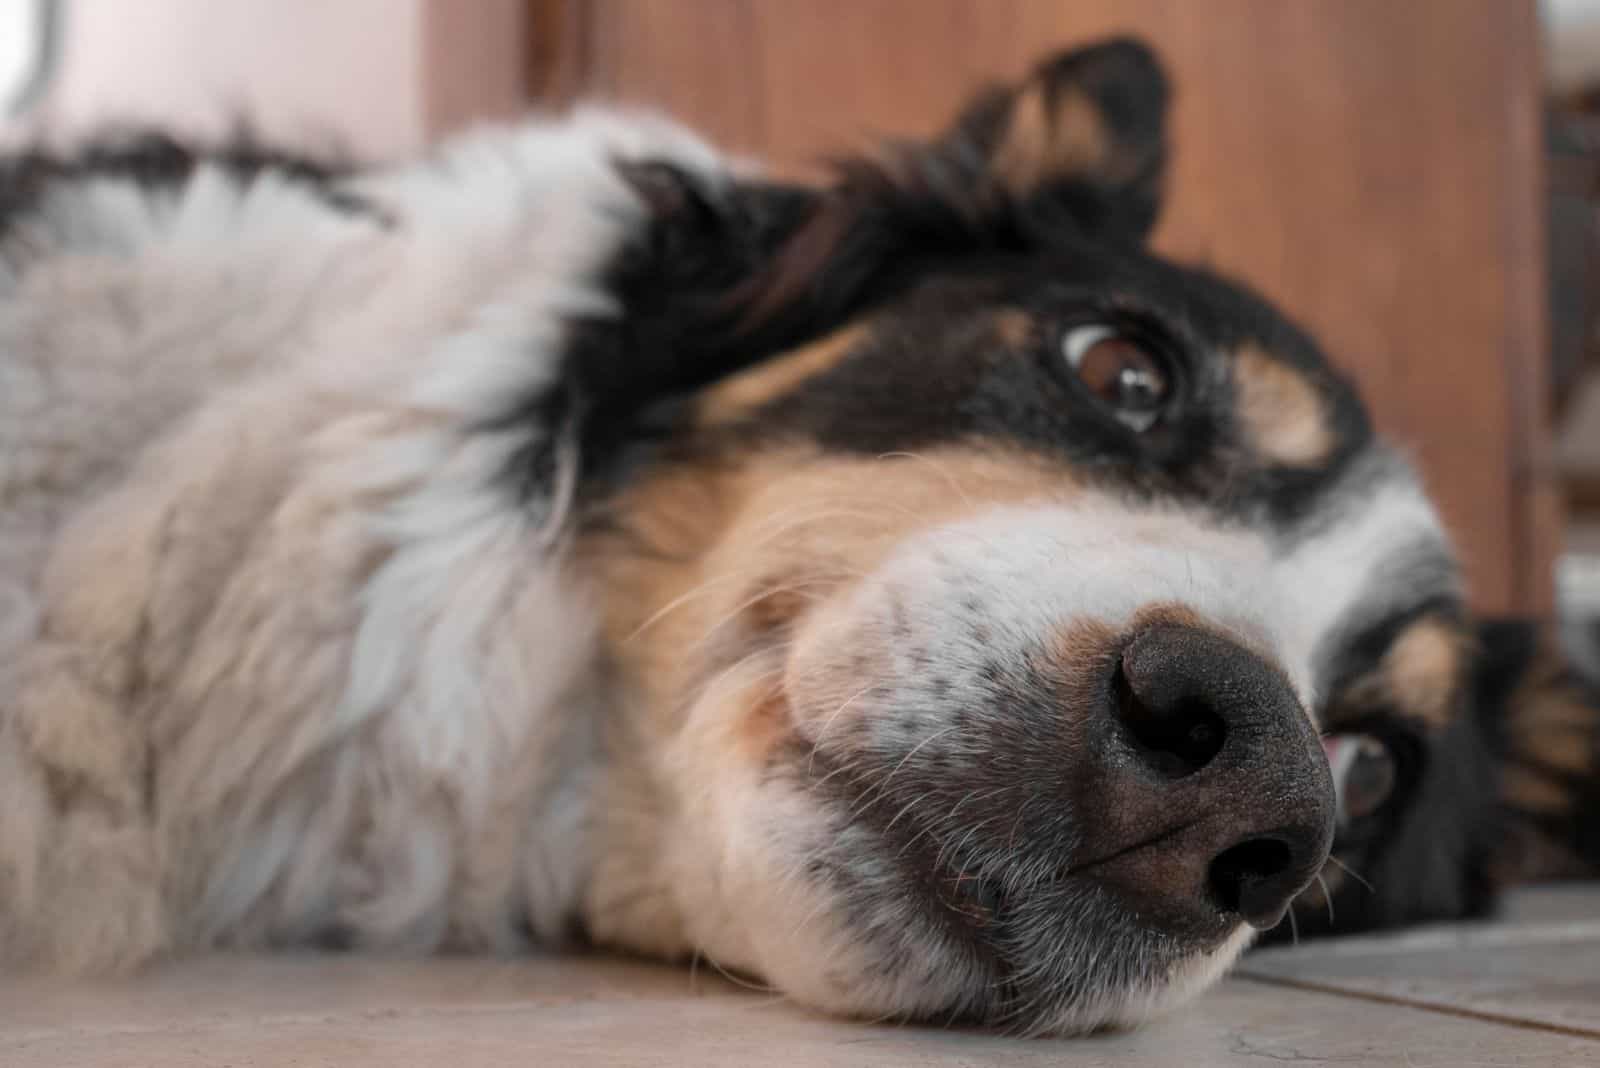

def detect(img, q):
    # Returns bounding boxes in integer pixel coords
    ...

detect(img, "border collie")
[1,39,1595,1035]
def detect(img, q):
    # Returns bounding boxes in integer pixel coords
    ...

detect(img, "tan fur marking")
[1382,617,1469,731]
[1512,695,1596,777]
[694,324,870,427]
[585,444,1078,745]
[992,309,1037,349]
[1502,765,1574,814]
[1331,616,1468,732]
[1128,602,1282,676]
[1233,345,1335,468]
[1129,603,1210,635]
[1504,640,1596,777]
[1047,618,1121,673]
[994,87,1110,196]
[737,685,795,765]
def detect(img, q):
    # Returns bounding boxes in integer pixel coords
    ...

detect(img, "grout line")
[1234,973,1600,1042]
[1246,919,1600,959]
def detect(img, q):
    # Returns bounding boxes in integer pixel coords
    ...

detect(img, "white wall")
[10,0,432,160]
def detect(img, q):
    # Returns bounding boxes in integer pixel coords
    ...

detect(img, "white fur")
[0,109,717,964]
[1271,461,1457,706]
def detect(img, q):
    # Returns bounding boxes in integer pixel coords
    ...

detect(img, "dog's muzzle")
[1085,623,1336,932]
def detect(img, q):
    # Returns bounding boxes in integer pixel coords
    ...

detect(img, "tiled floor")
[3,887,1597,1066]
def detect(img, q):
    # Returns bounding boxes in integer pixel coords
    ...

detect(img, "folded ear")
[937,37,1170,243]
[610,37,1169,355]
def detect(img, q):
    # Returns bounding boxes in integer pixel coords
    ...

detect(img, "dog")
[1,38,1595,1035]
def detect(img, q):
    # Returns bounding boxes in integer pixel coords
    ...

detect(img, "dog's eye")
[1325,733,1399,824]
[1062,324,1172,431]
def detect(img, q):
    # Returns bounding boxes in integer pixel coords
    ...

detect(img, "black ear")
[524,41,1171,499]
[594,38,1170,394]
[571,160,821,410]
[727,39,1170,336]
[512,159,823,499]
[942,37,1170,243]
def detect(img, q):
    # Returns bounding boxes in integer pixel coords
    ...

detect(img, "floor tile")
[4,954,1599,1066]
[1240,885,1600,1037]
[5,887,1598,1066]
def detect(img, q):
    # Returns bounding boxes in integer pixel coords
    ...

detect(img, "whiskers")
[840,722,966,827]
[688,948,794,1014]
[1325,853,1374,893]
[875,450,975,509]
[805,683,878,774]
[1313,870,1335,925]
[623,475,1008,647]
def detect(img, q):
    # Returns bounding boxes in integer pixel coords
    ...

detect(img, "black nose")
[1093,623,1335,932]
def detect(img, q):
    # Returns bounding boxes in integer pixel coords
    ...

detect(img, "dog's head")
[557,39,1479,1033]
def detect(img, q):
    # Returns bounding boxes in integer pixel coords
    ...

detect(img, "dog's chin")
[695,797,1258,1036]
[737,883,1255,1035]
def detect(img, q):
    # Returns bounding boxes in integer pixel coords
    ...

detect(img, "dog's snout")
[1097,624,1336,933]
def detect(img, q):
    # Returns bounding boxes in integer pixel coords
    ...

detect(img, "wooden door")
[537,0,1554,615]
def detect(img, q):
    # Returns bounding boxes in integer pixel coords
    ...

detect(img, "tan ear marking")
[993,86,1110,196]
[1232,345,1336,468]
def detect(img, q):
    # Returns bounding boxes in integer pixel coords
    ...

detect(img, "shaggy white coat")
[0,110,715,969]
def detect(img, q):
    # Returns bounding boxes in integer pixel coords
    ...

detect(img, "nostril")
[1112,660,1227,778]
[1103,625,1335,933]
[1208,836,1297,929]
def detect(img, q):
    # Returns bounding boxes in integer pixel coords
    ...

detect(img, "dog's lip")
[1059,816,1208,880]
[927,816,1240,946]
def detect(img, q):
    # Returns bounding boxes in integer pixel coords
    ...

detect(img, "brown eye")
[1062,324,1173,431]
[1324,733,1399,826]
[1339,735,1398,823]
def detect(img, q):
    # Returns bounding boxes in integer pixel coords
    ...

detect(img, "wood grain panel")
[422,0,531,139]
[547,0,1553,613]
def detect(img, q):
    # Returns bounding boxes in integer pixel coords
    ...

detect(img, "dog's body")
[1,42,1596,1034]
[0,112,707,969]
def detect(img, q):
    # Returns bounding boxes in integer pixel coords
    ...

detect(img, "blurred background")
[2,0,1597,624]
